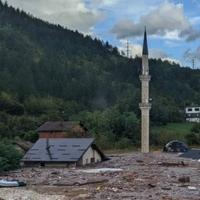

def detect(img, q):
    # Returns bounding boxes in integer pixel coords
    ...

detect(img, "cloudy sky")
[3,0,200,67]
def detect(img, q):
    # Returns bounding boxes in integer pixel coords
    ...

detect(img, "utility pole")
[192,58,195,69]
[126,40,129,58]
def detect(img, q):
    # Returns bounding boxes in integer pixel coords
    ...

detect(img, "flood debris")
[148,183,156,188]
[178,176,190,183]
[188,186,197,190]
[77,168,123,173]
[158,161,188,167]
[161,187,171,190]
[0,152,199,200]
[52,179,108,186]
[0,179,26,187]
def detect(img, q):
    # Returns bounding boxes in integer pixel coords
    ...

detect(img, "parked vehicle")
[163,140,188,153]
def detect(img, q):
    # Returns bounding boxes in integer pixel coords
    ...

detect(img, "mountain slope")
[0,0,200,119]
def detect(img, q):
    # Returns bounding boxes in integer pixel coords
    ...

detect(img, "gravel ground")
[0,152,199,200]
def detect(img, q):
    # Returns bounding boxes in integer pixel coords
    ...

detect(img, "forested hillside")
[0,0,200,155]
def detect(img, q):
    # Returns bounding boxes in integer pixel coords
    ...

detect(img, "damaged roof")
[37,121,81,132]
[22,138,106,162]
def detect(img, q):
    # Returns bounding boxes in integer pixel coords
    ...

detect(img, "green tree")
[0,140,22,172]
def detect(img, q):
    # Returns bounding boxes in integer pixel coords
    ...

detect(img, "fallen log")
[158,161,188,167]
[52,179,108,186]
[178,176,190,183]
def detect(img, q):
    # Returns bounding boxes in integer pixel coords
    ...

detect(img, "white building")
[185,106,200,123]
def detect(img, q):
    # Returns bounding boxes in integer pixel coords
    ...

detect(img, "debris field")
[0,152,199,200]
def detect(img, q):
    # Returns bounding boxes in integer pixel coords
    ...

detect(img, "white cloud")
[180,28,200,42]
[3,0,104,33]
[92,0,117,6]
[190,16,200,25]
[111,1,200,41]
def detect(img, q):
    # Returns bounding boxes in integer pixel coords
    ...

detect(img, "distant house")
[185,107,200,123]
[37,121,89,138]
[22,138,107,167]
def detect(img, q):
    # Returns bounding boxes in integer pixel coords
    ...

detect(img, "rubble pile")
[0,152,199,200]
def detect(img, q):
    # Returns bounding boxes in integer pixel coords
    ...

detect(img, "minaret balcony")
[139,103,151,109]
[139,75,151,81]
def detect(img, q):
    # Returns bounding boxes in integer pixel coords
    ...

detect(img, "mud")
[0,152,199,200]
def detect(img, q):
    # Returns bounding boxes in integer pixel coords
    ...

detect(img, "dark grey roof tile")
[22,138,95,162]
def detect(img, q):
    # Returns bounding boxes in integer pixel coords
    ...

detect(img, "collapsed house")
[21,121,107,166]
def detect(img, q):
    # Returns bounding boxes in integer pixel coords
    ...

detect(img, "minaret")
[139,28,151,153]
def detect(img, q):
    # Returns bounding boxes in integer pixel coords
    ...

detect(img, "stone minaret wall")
[139,30,151,153]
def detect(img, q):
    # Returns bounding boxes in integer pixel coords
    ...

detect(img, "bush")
[24,96,58,116]
[191,123,200,134]
[185,133,200,145]
[115,137,133,149]
[23,130,38,142]
[95,132,115,150]
[185,123,200,145]
[0,92,24,115]
[0,141,22,172]
[71,107,140,149]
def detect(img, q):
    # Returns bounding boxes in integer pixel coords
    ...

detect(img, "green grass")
[151,122,193,145]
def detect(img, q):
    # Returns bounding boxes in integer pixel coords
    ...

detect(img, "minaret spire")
[139,27,151,153]
[142,27,148,55]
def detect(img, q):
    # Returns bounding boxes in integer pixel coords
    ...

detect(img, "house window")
[187,108,192,112]
[195,108,200,111]
[91,158,95,163]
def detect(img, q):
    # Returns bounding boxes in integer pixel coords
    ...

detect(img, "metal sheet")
[179,149,200,160]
